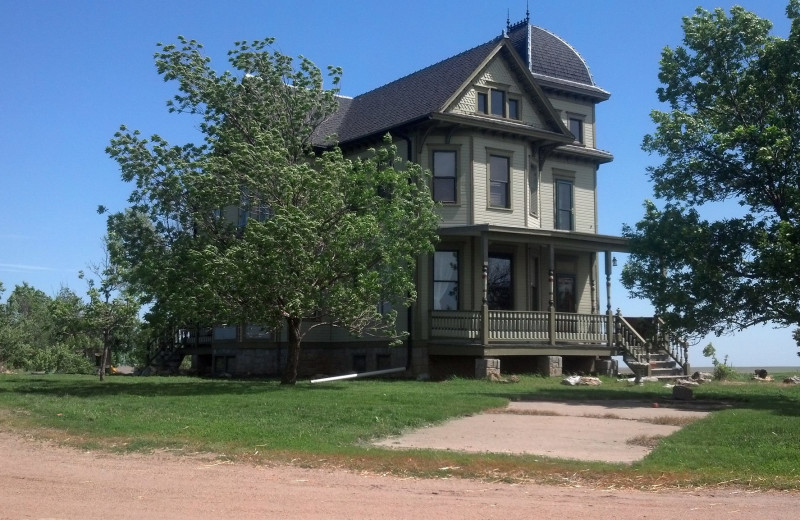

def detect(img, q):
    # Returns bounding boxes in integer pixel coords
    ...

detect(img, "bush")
[28,343,95,374]
[702,342,735,381]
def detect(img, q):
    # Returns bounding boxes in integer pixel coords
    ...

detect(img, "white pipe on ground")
[310,366,406,383]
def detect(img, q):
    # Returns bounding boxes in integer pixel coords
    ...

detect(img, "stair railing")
[615,311,651,377]
[655,317,690,375]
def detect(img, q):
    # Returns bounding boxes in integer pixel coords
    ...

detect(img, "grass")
[1,372,799,490]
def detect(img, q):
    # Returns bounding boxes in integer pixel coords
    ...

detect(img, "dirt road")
[2,431,797,520]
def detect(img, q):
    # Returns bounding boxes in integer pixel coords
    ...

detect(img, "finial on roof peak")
[506,3,531,33]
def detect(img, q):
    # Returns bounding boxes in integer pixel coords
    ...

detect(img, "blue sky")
[1,0,797,368]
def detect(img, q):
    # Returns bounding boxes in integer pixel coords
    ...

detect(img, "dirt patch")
[374,400,711,463]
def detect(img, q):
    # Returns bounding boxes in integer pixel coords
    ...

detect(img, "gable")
[443,44,570,138]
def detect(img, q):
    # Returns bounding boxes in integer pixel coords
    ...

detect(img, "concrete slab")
[373,400,712,464]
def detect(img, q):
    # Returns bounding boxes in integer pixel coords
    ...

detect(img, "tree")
[0,283,95,373]
[81,237,141,381]
[622,2,800,346]
[106,37,439,384]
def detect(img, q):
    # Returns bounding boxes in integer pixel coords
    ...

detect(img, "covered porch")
[421,225,689,374]
[426,225,628,346]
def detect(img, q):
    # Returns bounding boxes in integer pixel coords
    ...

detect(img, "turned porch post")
[548,244,556,346]
[605,250,614,348]
[481,231,489,346]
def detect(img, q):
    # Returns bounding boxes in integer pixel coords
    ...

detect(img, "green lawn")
[1,373,798,489]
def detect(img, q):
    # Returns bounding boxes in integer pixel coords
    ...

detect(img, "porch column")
[589,252,597,315]
[481,231,489,346]
[605,250,614,348]
[548,244,556,346]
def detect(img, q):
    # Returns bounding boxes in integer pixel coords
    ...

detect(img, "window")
[508,98,520,120]
[569,117,584,144]
[556,274,576,313]
[489,155,510,208]
[490,89,505,117]
[377,300,393,315]
[555,179,574,230]
[477,92,488,114]
[433,251,459,310]
[476,88,519,119]
[238,188,272,228]
[213,355,236,375]
[487,253,513,310]
[352,354,367,373]
[432,150,457,203]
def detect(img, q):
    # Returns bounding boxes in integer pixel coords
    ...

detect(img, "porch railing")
[430,309,611,344]
[655,317,690,373]
[429,310,481,339]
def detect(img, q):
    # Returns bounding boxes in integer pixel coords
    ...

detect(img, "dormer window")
[476,88,520,120]
[477,92,488,113]
[508,98,519,120]
[490,89,505,116]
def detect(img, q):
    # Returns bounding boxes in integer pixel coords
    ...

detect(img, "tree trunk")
[281,316,302,385]
[99,328,110,382]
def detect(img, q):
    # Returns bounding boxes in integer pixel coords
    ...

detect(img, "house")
[167,14,689,379]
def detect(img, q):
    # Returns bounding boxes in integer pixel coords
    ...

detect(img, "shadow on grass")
[500,383,800,417]
[0,374,348,398]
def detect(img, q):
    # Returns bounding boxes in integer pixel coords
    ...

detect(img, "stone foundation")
[475,358,501,380]
[537,355,562,377]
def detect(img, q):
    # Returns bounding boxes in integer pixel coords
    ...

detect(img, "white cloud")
[0,263,56,272]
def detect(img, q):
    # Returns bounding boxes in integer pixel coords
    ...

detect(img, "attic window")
[477,92,488,114]
[490,90,505,117]
[508,99,519,120]
[476,88,520,120]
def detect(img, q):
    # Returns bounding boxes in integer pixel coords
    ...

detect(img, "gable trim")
[439,39,571,141]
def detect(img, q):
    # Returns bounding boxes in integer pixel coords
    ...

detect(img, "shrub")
[702,342,735,381]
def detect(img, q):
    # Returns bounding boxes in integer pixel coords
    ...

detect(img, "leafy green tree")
[0,283,94,373]
[622,2,800,346]
[0,283,54,369]
[81,238,141,381]
[106,37,439,384]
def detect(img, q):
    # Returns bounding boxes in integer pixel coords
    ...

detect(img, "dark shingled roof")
[509,25,595,86]
[315,24,607,147]
[316,38,499,146]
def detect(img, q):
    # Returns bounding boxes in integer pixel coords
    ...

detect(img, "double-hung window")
[433,251,459,310]
[490,89,506,117]
[432,150,457,203]
[489,154,510,209]
[555,178,574,230]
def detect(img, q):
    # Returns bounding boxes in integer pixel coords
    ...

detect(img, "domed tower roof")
[507,15,609,100]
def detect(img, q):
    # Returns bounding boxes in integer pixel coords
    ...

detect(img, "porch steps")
[622,352,685,378]
[138,340,187,376]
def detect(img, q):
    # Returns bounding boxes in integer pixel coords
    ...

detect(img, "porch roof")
[438,224,629,253]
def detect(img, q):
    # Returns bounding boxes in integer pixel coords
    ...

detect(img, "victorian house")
[167,15,688,379]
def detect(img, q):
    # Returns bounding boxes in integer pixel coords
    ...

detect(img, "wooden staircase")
[616,312,689,379]
[137,329,190,376]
